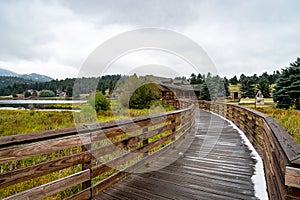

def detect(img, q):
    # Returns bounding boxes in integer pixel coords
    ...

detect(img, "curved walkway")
[95,110,258,200]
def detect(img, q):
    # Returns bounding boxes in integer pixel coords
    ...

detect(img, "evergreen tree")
[200,82,211,101]
[269,70,281,85]
[273,58,300,109]
[250,74,259,84]
[240,78,255,98]
[229,75,239,85]
[239,74,246,83]
[258,77,271,98]
[223,77,230,97]
[190,73,197,84]
[66,85,73,97]
[24,90,31,98]
[196,73,204,84]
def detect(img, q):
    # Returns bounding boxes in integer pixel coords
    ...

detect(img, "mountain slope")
[0,68,53,82]
[0,68,19,77]
[20,73,53,82]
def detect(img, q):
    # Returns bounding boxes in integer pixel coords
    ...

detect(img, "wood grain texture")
[3,170,90,200]
[286,166,300,188]
[0,152,89,189]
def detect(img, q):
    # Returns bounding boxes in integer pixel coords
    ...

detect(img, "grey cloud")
[0,0,299,78]
[62,0,198,27]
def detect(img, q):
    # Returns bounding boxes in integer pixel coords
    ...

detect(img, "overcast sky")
[0,0,299,79]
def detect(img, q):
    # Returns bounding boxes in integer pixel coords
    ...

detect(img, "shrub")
[39,90,55,97]
[129,84,159,109]
[88,91,110,112]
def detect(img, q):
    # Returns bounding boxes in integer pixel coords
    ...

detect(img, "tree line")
[1,57,299,110]
[0,75,122,97]
[188,57,300,110]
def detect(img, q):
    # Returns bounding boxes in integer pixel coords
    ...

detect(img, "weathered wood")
[0,152,89,189]
[198,100,300,199]
[142,127,149,157]
[0,126,80,147]
[0,134,90,164]
[82,141,92,192]
[94,110,257,200]
[91,119,192,178]
[91,115,176,141]
[0,103,195,199]
[286,167,300,188]
[91,121,180,159]
[3,170,90,200]
[65,188,91,200]
[92,171,128,196]
[93,118,194,196]
[266,116,300,165]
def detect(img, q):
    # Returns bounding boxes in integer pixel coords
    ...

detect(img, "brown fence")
[198,100,300,200]
[0,103,195,200]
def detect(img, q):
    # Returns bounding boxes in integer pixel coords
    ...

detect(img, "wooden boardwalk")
[95,110,258,200]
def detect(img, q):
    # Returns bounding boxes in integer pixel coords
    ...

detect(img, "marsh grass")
[0,110,75,136]
[245,105,300,144]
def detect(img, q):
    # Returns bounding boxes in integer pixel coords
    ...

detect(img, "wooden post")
[171,118,176,141]
[252,115,256,136]
[142,127,149,157]
[82,132,92,199]
[81,144,92,190]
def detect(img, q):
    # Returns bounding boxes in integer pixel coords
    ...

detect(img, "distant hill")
[19,73,53,82]
[0,68,19,77]
[0,68,53,82]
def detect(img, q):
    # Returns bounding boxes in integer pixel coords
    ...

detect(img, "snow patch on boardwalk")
[211,112,268,200]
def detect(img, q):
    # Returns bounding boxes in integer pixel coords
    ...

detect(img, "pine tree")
[273,58,300,109]
[258,77,271,98]
[240,78,255,98]
[200,82,211,101]
[190,73,197,84]
[223,77,230,97]
[229,75,239,85]
[196,73,204,84]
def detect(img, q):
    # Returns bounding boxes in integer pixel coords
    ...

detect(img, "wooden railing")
[0,103,195,200]
[198,100,300,200]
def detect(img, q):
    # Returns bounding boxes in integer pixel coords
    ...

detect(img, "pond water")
[0,100,87,104]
